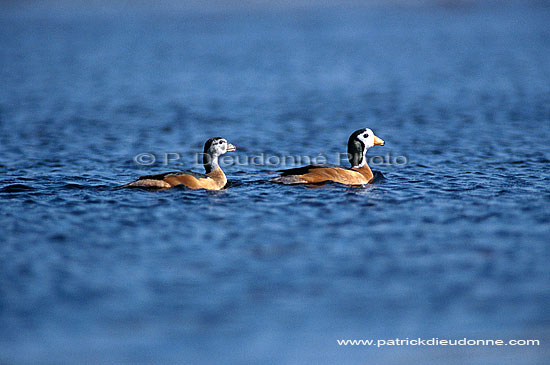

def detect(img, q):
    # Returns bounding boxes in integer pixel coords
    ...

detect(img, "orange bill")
[373,135,385,146]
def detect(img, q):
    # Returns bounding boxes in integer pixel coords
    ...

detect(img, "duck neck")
[351,153,367,169]
[204,156,227,187]
[353,162,373,179]
[349,144,368,168]
[204,153,220,174]
[350,149,373,179]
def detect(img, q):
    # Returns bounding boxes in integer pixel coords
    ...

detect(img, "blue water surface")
[1,1,550,363]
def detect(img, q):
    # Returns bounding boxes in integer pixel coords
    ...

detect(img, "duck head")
[347,128,384,168]
[203,137,236,173]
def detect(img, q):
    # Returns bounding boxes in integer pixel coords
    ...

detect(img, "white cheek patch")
[212,142,227,155]
[355,129,375,149]
[358,132,369,144]
[364,129,375,148]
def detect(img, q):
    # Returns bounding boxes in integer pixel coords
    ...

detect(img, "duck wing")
[138,170,208,180]
[117,170,210,189]
[277,164,343,176]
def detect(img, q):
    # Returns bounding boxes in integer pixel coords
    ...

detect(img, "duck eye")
[363,134,369,138]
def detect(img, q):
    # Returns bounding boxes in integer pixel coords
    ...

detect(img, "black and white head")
[347,128,385,168]
[204,137,236,157]
[203,137,236,172]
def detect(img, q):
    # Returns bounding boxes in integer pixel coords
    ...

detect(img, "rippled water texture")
[1,2,550,363]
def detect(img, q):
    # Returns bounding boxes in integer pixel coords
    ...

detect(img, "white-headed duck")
[121,137,236,190]
[272,128,384,185]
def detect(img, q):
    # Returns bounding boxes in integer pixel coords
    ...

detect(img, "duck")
[272,128,384,185]
[120,137,236,190]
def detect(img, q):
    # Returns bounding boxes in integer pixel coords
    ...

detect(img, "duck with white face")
[120,137,236,190]
[272,128,385,185]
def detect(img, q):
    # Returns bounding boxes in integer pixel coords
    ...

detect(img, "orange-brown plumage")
[272,128,384,186]
[120,137,235,190]
[277,165,374,185]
